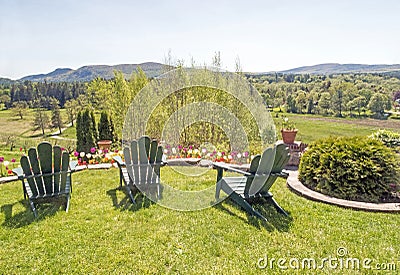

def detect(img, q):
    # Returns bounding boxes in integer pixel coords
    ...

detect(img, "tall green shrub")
[98,111,115,142]
[76,109,97,153]
[299,136,400,202]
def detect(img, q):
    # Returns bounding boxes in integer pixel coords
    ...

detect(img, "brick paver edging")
[286,170,400,213]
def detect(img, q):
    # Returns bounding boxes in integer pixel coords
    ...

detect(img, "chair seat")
[222,177,273,199]
[30,190,70,200]
[222,177,246,194]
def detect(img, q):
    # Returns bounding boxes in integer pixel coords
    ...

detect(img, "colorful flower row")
[71,148,123,166]
[0,157,17,177]
[163,145,252,164]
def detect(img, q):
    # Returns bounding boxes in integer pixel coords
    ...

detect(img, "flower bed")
[163,144,252,164]
[71,147,123,166]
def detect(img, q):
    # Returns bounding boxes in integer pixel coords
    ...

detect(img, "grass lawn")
[0,109,69,138]
[60,124,76,139]
[272,112,400,144]
[0,168,399,274]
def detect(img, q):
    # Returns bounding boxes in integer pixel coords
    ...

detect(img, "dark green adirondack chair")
[214,142,290,221]
[113,136,164,204]
[12,142,77,217]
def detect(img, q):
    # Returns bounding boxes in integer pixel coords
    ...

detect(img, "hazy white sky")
[1,0,400,79]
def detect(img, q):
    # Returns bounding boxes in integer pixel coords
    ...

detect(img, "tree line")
[0,81,86,109]
[249,73,400,118]
[3,61,400,146]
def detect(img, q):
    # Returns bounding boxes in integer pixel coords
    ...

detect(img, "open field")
[272,112,400,144]
[0,109,68,138]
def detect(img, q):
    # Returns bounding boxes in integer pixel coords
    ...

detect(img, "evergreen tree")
[91,110,98,142]
[76,111,83,151]
[98,111,112,141]
[76,109,96,153]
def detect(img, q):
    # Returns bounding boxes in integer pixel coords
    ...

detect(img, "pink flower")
[11,158,16,163]
[189,145,193,149]
[74,151,79,157]
[90,147,96,154]
[178,145,183,150]
[0,157,4,162]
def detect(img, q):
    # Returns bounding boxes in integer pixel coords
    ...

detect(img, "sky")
[1,0,400,79]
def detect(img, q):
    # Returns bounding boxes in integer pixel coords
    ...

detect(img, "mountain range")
[277,63,400,75]
[17,62,166,83]
[2,62,400,84]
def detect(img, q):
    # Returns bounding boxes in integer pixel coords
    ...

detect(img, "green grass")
[273,112,400,144]
[1,110,400,272]
[0,109,69,138]
[60,123,76,139]
[0,168,399,274]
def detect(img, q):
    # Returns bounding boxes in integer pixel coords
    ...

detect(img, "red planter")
[281,129,298,144]
[97,140,112,150]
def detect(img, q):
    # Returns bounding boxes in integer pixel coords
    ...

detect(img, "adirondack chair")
[113,136,164,204]
[214,142,290,221]
[12,142,77,217]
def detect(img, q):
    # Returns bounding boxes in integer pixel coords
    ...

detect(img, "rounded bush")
[299,136,400,203]
[369,129,400,151]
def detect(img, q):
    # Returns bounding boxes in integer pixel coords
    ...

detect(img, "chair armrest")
[212,162,252,177]
[113,156,125,166]
[271,171,289,178]
[12,167,24,179]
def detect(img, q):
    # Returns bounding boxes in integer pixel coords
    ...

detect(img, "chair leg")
[119,170,123,190]
[22,181,27,200]
[230,192,268,222]
[157,183,163,200]
[215,181,222,200]
[215,179,232,200]
[29,199,38,218]
[65,194,70,213]
[267,197,288,216]
[125,184,136,204]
